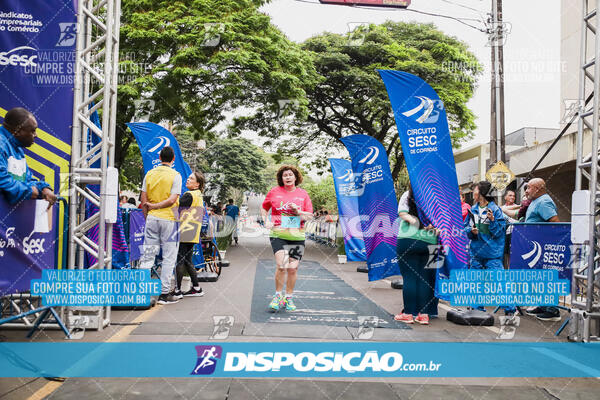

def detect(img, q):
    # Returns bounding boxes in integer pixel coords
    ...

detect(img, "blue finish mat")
[250,259,409,329]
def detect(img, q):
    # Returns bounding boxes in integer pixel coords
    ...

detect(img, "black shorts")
[270,237,305,261]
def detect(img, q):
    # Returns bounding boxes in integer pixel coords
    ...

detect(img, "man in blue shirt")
[524,178,561,322]
[0,108,57,206]
[525,178,560,223]
[224,198,240,245]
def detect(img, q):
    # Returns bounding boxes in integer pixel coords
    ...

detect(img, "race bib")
[281,216,301,229]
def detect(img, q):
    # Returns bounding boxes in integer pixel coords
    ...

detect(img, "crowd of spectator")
[394,178,563,325]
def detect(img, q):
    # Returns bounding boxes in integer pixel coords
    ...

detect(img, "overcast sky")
[260,0,561,149]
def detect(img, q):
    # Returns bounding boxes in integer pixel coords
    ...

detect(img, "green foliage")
[217,233,231,252]
[336,229,346,255]
[394,166,411,200]
[115,0,319,172]
[235,21,481,179]
[200,138,268,200]
[119,141,144,191]
[303,176,337,214]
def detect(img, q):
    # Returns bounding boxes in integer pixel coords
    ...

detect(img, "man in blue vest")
[0,107,57,206]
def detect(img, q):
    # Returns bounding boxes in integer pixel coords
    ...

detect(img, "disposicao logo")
[224,351,404,373]
[521,240,542,268]
[56,23,77,47]
[191,345,222,375]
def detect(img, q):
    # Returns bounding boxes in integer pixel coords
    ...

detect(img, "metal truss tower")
[571,0,600,342]
[67,0,121,330]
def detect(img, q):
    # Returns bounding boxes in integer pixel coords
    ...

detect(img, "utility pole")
[489,0,506,166]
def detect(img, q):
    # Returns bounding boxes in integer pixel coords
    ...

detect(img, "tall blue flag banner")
[340,135,399,281]
[378,70,468,296]
[329,158,367,262]
[127,122,192,179]
[0,0,76,295]
[510,223,573,281]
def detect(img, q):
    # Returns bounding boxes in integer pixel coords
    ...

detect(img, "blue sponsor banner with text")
[329,158,366,262]
[340,135,399,281]
[0,342,599,377]
[127,122,192,180]
[510,223,573,281]
[0,0,77,295]
[378,70,469,298]
[129,209,146,261]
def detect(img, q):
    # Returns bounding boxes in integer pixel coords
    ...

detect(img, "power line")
[438,0,488,26]
[404,8,486,32]
[438,0,486,15]
[288,0,487,32]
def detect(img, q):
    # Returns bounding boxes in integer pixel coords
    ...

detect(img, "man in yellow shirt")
[140,146,182,305]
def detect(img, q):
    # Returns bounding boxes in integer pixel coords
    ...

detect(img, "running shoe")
[415,313,429,325]
[269,293,284,311]
[394,313,414,324]
[283,297,296,311]
[157,293,180,305]
[183,287,204,297]
[525,306,545,316]
[172,290,183,300]
[536,308,561,322]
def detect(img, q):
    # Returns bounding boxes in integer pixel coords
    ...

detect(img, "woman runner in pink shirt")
[261,165,313,312]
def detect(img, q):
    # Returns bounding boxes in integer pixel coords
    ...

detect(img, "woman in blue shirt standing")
[464,181,515,315]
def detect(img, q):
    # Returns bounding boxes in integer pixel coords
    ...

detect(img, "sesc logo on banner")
[0,46,38,68]
[510,224,573,281]
[401,96,444,124]
[337,169,365,197]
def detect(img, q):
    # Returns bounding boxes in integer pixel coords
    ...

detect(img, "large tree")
[115,0,318,181]
[234,21,482,179]
[200,138,268,200]
[304,176,337,214]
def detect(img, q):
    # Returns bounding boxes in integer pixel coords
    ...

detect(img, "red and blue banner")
[509,223,573,281]
[0,0,76,295]
[378,70,468,296]
[340,135,399,281]
[329,158,366,262]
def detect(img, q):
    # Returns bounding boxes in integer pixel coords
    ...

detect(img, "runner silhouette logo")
[56,23,77,47]
[191,345,222,375]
